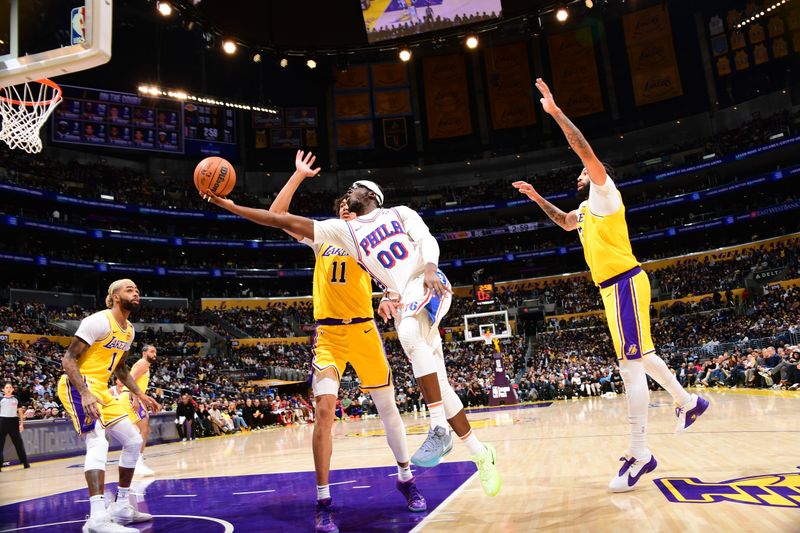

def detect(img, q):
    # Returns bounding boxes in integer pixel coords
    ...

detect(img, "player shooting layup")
[58,279,161,533]
[269,151,426,533]
[513,79,709,492]
[202,174,501,498]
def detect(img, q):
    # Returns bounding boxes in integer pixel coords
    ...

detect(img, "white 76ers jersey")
[313,206,432,296]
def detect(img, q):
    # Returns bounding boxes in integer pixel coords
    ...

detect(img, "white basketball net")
[0,80,63,154]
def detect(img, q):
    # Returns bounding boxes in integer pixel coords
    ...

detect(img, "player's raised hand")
[80,390,106,421]
[202,188,235,210]
[138,393,162,415]
[512,180,542,202]
[378,298,402,324]
[295,150,321,179]
[535,78,559,116]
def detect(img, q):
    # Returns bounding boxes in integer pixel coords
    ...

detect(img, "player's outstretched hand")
[202,188,235,210]
[295,150,322,178]
[138,393,162,415]
[378,298,402,324]
[535,78,559,116]
[512,180,542,202]
[80,390,106,421]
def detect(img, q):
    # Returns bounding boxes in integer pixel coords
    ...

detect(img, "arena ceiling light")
[252,52,262,63]
[736,0,792,29]
[556,7,569,22]
[306,59,317,69]
[222,40,237,54]
[156,1,172,16]
[585,0,594,8]
[279,57,289,68]
[137,85,278,114]
[399,48,412,62]
[465,35,479,49]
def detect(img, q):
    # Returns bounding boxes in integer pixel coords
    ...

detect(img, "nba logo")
[71,7,86,45]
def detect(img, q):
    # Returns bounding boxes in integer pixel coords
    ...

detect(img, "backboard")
[0,0,112,87]
[464,310,512,343]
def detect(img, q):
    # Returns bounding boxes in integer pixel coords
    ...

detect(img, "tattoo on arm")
[538,198,569,229]
[62,338,90,394]
[114,352,143,396]
[554,113,590,154]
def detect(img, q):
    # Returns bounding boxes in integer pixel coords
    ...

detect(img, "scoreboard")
[474,283,497,306]
[183,103,236,144]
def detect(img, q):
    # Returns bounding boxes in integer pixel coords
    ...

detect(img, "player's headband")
[352,180,384,206]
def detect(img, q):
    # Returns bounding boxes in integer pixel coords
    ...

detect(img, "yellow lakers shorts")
[58,375,136,435]
[311,320,392,390]
[600,268,655,361]
[119,390,148,423]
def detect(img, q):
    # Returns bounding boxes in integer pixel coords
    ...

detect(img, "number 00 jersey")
[308,241,374,321]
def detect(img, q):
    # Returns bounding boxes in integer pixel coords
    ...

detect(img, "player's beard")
[119,298,140,312]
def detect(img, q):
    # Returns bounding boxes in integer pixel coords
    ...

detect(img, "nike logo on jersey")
[358,221,406,257]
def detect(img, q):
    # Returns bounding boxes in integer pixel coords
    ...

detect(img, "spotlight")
[252,52,262,63]
[156,1,172,16]
[279,57,289,68]
[222,40,237,54]
[556,8,569,22]
[585,0,594,8]
[399,48,412,61]
[465,35,479,49]
[306,59,317,69]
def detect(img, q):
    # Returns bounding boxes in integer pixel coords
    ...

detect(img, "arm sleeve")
[73,313,111,346]
[313,219,358,257]
[588,176,622,216]
[395,206,440,265]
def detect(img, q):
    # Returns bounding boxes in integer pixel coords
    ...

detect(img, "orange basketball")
[194,156,236,197]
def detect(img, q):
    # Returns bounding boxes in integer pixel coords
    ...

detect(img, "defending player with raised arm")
[269,151,426,532]
[514,78,708,493]
[202,170,501,498]
[59,279,161,533]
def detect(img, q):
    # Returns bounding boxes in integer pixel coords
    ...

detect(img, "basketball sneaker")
[135,456,154,477]
[315,498,338,533]
[608,453,658,493]
[107,501,153,525]
[471,443,501,497]
[674,394,709,434]
[396,477,427,512]
[82,514,139,533]
[411,426,452,468]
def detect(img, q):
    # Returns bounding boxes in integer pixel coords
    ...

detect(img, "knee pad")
[398,317,437,378]
[106,420,143,469]
[84,427,109,472]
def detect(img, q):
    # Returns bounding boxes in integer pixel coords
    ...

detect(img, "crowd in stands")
[367,9,498,42]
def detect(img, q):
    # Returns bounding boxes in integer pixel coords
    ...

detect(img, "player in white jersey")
[203,180,501,497]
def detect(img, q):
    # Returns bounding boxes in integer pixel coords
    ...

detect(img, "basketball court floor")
[1,389,797,532]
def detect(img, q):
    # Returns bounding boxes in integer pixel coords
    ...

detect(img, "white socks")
[643,354,692,406]
[116,486,129,502]
[89,495,105,517]
[427,401,447,430]
[460,430,485,456]
[619,360,650,460]
[397,464,413,481]
[317,484,330,501]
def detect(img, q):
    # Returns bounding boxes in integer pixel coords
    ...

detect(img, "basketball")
[193,156,236,197]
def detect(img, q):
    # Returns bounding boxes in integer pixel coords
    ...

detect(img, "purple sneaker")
[396,477,427,512]
[316,498,339,533]
[675,394,709,434]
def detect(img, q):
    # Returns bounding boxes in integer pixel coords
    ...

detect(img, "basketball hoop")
[481,330,494,346]
[0,79,63,153]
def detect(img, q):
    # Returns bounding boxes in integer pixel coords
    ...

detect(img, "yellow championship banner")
[371,62,408,88]
[336,121,373,149]
[374,90,411,117]
[547,28,604,117]
[484,42,536,129]
[334,92,371,120]
[334,65,370,90]
[623,4,684,106]
[423,54,473,139]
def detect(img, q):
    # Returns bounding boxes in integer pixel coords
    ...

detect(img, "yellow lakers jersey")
[125,360,150,393]
[313,243,373,320]
[79,311,134,385]
[575,192,640,285]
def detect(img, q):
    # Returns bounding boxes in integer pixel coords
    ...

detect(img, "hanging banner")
[374,89,412,117]
[484,42,536,129]
[371,62,408,88]
[383,117,408,151]
[547,28,604,117]
[334,92,372,120]
[335,66,370,90]
[423,54,473,139]
[623,5,684,106]
[336,121,373,150]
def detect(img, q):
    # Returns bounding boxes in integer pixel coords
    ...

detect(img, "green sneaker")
[471,443,501,497]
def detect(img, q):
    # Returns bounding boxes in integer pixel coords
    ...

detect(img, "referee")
[1,382,30,471]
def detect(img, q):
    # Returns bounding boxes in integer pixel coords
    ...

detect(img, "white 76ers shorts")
[399,269,452,342]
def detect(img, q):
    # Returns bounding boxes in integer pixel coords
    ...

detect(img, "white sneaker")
[608,453,658,493]
[107,501,153,525]
[135,456,155,477]
[82,514,139,533]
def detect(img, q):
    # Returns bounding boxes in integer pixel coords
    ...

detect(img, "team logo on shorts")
[655,471,800,508]
[626,344,639,356]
